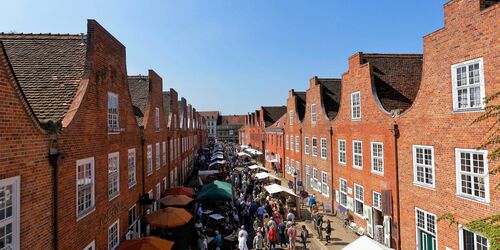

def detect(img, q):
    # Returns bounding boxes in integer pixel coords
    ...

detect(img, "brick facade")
[284,90,305,186]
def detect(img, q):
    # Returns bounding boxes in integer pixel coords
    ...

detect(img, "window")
[108,92,119,132]
[460,226,489,250]
[311,104,317,123]
[290,111,294,125]
[413,145,435,188]
[351,91,361,120]
[295,136,299,152]
[354,184,364,217]
[339,179,347,207]
[128,149,136,188]
[155,107,160,131]
[155,143,160,170]
[373,191,382,211]
[291,159,295,174]
[313,168,318,183]
[163,177,167,190]
[312,137,318,156]
[84,241,95,250]
[162,142,167,166]
[77,157,95,219]
[286,135,289,150]
[108,152,120,200]
[320,138,327,159]
[0,177,20,250]
[169,140,173,162]
[108,220,119,250]
[128,205,137,228]
[321,171,329,196]
[456,149,489,203]
[353,141,363,169]
[451,58,485,111]
[147,145,153,176]
[371,142,384,175]
[304,137,310,154]
[290,136,294,152]
[338,139,346,164]
[286,157,290,174]
[416,208,437,236]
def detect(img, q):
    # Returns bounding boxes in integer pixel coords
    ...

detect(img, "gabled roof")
[362,53,423,112]
[262,106,287,127]
[199,111,220,120]
[295,92,307,121]
[128,75,149,127]
[0,33,87,124]
[319,78,342,120]
[265,113,286,132]
[218,115,245,125]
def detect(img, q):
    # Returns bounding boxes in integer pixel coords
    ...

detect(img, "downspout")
[391,123,401,249]
[49,137,59,250]
[329,126,334,214]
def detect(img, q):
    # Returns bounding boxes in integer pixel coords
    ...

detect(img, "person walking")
[325,220,332,244]
[308,194,316,212]
[238,225,249,250]
[252,232,264,250]
[200,235,208,250]
[267,225,277,250]
[300,225,308,249]
[315,214,323,241]
[214,230,222,250]
[286,222,297,250]
[278,221,287,248]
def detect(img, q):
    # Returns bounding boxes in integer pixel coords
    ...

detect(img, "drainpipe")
[391,123,401,249]
[329,127,334,214]
[48,135,59,250]
[298,127,303,193]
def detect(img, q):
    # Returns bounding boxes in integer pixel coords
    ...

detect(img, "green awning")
[197,180,233,201]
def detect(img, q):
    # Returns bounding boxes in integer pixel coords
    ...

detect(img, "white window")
[372,191,382,211]
[338,139,346,164]
[459,226,489,250]
[108,152,120,200]
[354,184,364,217]
[286,135,289,150]
[155,107,160,131]
[289,111,294,125]
[170,170,174,188]
[290,136,294,152]
[169,140,173,162]
[84,241,95,250]
[128,149,136,188]
[313,168,318,183]
[371,142,384,175]
[162,141,167,166]
[108,92,119,132]
[312,137,318,156]
[353,140,363,169]
[291,159,295,174]
[304,137,310,154]
[0,177,20,250]
[451,58,485,111]
[339,178,348,207]
[415,208,437,240]
[413,145,435,188]
[321,171,329,196]
[351,91,361,120]
[155,143,160,170]
[286,157,290,174]
[77,157,95,219]
[163,177,167,190]
[147,145,153,176]
[455,149,489,203]
[295,136,299,152]
[320,138,327,159]
[108,219,119,250]
[311,104,317,123]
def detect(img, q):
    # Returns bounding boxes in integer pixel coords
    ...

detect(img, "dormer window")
[351,92,361,120]
[451,58,485,112]
[108,92,119,132]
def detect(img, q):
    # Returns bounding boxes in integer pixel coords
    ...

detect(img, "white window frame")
[372,191,382,211]
[458,225,489,250]
[0,176,20,250]
[286,135,289,150]
[108,92,120,133]
[415,208,438,249]
[304,137,310,155]
[76,157,95,220]
[413,145,435,189]
[312,168,319,191]
[289,111,294,125]
[295,136,299,152]
[108,152,120,201]
[162,141,167,166]
[321,171,329,197]
[352,140,363,169]
[83,241,95,250]
[290,136,294,152]
[371,142,384,175]
[320,138,327,159]
[147,144,153,175]
[451,58,485,112]
[163,177,167,190]
[339,178,348,207]
[311,104,317,123]
[354,184,364,217]
[155,143,160,170]
[155,107,160,131]
[351,91,361,120]
[455,148,489,204]
[108,219,120,250]
[338,139,346,165]
[128,149,136,188]
[312,137,318,157]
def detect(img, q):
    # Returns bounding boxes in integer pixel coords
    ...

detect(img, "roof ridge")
[362,53,423,58]
[0,33,83,40]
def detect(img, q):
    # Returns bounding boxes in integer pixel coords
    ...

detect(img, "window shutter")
[383,216,391,247]
[335,190,339,203]
[381,190,392,216]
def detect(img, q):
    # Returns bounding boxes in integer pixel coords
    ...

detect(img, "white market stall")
[342,236,392,250]
[264,184,298,197]
[248,165,269,172]
[255,172,279,180]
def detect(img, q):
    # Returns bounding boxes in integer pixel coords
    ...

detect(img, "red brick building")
[264,114,286,173]
[397,1,499,249]
[284,90,306,184]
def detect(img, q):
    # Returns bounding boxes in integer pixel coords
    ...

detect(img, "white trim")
[108,152,120,201]
[338,139,346,165]
[295,136,299,152]
[147,144,153,176]
[128,148,137,188]
[311,104,317,123]
[455,148,490,204]
[352,140,363,169]
[458,224,490,250]
[155,107,160,131]
[351,91,361,120]
[372,191,382,211]
[108,219,120,250]
[0,176,21,250]
[76,157,95,221]
[412,145,435,189]
[339,178,348,207]
[155,143,161,170]
[451,57,485,112]
[107,92,120,133]
[304,137,310,155]
[415,207,438,250]
[371,142,384,175]
[320,137,327,159]
[312,137,318,157]
[353,183,364,218]
[83,241,95,250]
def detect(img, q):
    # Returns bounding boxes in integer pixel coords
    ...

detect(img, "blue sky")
[1,0,447,114]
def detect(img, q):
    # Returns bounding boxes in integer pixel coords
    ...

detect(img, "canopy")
[245,148,262,155]
[198,170,220,176]
[209,213,225,220]
[118,237,174,250]
[248,165,269,172]
[209,160,226,167]
[159,195,193,207]
[237,152,251,157]
[164,187,194,197]
[255,172,279,180]
[342,236,392,250]
[267,158,278,163]
[197,180,233,201]
[144,207,192,229]
[264,184,298,197]
[240,145,249,149]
